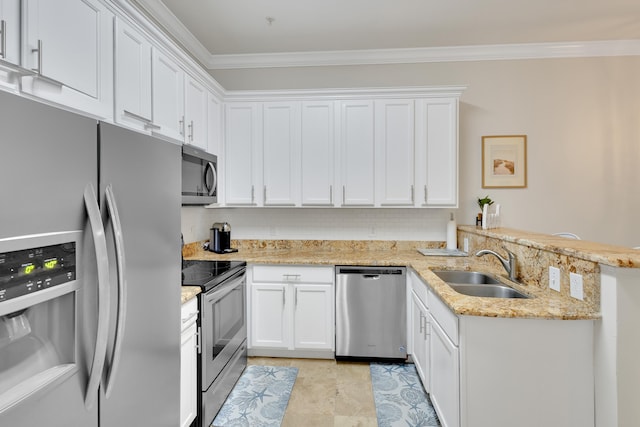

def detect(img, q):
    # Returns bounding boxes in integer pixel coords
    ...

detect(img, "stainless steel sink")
[432,270,503,285]
[433,270,531,299]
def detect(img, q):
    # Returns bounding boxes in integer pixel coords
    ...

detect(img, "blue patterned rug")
[370,363,440,427]
[212,365,298,427]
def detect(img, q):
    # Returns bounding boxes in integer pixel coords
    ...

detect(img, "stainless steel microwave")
[182,145,217,205]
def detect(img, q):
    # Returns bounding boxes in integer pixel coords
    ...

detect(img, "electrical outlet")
[463,238,469,253]
[549,266,560,292]
[570,272,584,300]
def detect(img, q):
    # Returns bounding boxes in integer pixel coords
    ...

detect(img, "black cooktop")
[182,260,246,291]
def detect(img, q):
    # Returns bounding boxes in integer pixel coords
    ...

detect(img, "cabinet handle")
[282,274,301,281]
[251,185,255,204]
[196,326,201,354]
[0,20,6,59]
[342,186,346,205]
[419,312,425,334]
[263,185,267,203]
[329,185,333,204]
[282,289,286,309]
[30,39,64,87]
[424,322,430,340]
[424,185,428,204]
[188,121,194,141]
[411,185,415,203]
[295,288,298,307]
[179,117,185,136]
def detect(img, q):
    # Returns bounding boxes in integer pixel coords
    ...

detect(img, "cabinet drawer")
[428,289,458,345]
[252,265,334,284]
[409,269,428,306]
[181,297,199,331]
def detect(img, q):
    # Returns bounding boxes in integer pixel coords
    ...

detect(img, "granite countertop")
[183,239,601,320]
[181,286,201,304]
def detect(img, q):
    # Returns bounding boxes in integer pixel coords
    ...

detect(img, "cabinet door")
[225,102,261,205]
[114,18,152,132]
[430,314,460,427]
[184,76,208,149]
[22,0,113,118]
[293,284,334,350]
[250,283,290,349]
[301,101,335,206]
[411,291,430,392]
[375,99,415,206]
[262,102,300,206]
[180,321,198,427]
[416,98,458,207]
[0,0,20,65]
[207,93,222,155]
[339,100,375,206]
[152,48,184,142]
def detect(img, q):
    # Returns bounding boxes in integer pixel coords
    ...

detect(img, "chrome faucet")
[475,248,518,282]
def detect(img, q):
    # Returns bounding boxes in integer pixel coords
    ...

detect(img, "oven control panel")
[0,242,76,302]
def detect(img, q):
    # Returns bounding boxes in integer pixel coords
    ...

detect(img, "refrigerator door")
[97,123,181,427]
[0,91,99,426]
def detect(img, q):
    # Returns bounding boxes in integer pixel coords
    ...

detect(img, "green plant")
[477,195,494,211]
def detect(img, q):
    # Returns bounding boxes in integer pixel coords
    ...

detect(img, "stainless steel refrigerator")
[0,90,181,426]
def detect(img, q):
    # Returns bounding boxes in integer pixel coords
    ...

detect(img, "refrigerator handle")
[104,184,127,398]
[83,184,111,409]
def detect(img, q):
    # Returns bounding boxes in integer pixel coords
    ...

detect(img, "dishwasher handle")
[336,266,405,275]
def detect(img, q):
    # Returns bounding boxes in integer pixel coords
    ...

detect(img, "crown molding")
[130,1,640,70]
[206,40,640,69]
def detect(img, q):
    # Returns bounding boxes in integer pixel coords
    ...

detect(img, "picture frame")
[482,135,527,188]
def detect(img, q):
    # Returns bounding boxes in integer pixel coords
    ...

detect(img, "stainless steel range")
[182,260,247,427]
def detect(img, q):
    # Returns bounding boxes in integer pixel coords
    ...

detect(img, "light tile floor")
[248,357,378,427]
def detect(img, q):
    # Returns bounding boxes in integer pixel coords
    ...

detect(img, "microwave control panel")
[0,242,76,302]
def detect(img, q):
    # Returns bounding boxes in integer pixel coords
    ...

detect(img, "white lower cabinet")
[249,265,334,358]
[410,290,430,391]
[180,297,198,427]
[409,273,595,427]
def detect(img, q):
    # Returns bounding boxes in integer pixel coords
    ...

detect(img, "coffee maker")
[209,222,237,253]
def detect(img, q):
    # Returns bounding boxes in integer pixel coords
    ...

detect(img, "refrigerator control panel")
[0,242,76,302]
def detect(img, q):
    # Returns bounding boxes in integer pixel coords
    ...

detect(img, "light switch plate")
[549,266,560,292]
[463,238,469,253]
[570,272,584,300]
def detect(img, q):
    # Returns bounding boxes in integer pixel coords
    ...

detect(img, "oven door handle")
[204,271,245,304]
[83,184,111,410]
[103,184,127,398]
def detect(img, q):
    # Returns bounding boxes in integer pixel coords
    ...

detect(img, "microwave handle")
[204,161,217,197]
[83,184,111,409]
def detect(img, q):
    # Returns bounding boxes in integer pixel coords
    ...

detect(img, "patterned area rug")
[212,365,298,427]
[370,363,440,427]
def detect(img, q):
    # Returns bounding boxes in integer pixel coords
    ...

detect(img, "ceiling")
[133,0,640,69]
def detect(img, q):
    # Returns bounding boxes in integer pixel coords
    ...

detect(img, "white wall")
[182,56,640,247]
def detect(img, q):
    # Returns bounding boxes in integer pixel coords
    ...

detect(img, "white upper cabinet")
[225,102,261,205]
[207,93,222,156]
[262,102,301,206]
[416,98,458,207]
[339,100,375,206]
[114,18,152,132]
[184,76,208,149]
[21,0,114,118]
[301,101,335,206]
[151,48,185,142]
[375,99,415,206]
[0,0,20,65]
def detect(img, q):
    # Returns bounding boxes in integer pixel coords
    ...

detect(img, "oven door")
[200,270,246,389]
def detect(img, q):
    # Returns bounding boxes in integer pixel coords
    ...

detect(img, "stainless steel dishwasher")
[335,266,407,360]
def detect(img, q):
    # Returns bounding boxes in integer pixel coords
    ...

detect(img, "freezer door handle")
[104,184,127,398]
[83,184,111,409]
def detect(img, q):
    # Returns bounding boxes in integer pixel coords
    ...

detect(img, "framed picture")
[482,135,527,188]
